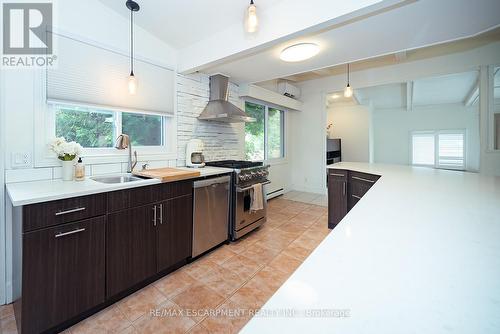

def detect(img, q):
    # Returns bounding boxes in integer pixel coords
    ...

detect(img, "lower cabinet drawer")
[349,171,380,184]
[21,216,106,334]
[23,193,106,232]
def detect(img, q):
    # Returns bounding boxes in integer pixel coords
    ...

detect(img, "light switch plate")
[11,152,32,168]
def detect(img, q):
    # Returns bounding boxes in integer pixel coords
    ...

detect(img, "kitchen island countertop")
[242,162,500,334]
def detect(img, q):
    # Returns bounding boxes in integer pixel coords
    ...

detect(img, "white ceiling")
[99,0,500,85]
[98,0,287,49]
[202,0,500,83]
[330,71,480,109]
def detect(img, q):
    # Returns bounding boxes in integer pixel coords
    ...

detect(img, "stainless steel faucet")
[115,134,137,173]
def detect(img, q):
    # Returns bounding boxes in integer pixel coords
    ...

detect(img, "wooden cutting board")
[133,167,200,182]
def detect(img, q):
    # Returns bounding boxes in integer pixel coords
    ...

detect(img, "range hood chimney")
[198,74,255,123]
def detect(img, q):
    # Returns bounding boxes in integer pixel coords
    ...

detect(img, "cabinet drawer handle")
[55,228,85,238]
[153,205,157,226]
[159,204,163,224]
[330,173,345,177]
[352,194,362,199]
[55,207,86,216]
[352,176,375,183]
[343,181,346,196]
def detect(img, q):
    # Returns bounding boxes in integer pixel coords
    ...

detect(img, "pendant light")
[126,0,140,95]
[344,63,353,98]
[245,0,258,33]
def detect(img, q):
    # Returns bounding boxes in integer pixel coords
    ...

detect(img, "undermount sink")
[91,174,145,184]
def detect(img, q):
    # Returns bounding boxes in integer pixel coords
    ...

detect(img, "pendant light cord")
[347,63,350,85]
[130,9,134,75]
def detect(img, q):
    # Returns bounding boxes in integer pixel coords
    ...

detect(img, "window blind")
[438,133,464,169]
[412,133,435,166]
[46,32,174,116]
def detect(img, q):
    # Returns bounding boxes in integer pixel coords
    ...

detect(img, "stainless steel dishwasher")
[192,175,231,257]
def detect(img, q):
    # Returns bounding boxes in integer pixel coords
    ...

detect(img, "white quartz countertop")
[6,166,233,206]
[242,162,500,334]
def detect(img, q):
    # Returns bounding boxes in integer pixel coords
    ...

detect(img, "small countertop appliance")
[186,139,206,168]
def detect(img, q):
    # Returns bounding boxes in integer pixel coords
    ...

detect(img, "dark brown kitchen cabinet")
[157,195,193,272]
[20,216,105,334]
[106,204,157,298]
[16,180,195,334]
[328,169,380,229]
[327,170,348,229]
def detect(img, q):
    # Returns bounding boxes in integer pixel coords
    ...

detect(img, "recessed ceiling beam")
[311,68,333,77]
[395,51,407,62]
[406,81,413,112]
[464,79,479,107]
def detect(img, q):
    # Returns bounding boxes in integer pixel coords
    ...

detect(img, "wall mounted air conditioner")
[278,81,301,99]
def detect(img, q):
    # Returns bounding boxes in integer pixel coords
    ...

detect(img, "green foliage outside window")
[268,108,283,159]
[55,105,164,148]
[244,101,283,161]
[56,107,114,148]
[245,102,265,161]
[122,113,163,146]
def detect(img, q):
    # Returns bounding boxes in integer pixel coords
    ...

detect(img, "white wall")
[2,0,177,176]
[289,92,325,194]
[327,105,371,163]
[290,42,500,195]
[372,104,480,171]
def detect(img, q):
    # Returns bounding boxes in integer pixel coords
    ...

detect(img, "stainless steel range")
[205,160,270,240]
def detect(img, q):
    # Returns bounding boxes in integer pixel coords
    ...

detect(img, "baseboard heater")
[267,188,284,200]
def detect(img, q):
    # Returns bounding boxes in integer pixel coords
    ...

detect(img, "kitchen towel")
[250,183,264,212]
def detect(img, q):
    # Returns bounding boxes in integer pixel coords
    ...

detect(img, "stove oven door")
[235,184,267,233]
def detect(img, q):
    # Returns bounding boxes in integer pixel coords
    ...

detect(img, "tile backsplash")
[176,73,245,166]
[4,73,245,184]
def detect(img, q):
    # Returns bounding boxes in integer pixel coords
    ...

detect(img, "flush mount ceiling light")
[126,0,140,95]
[344,63,353,98]
[280,43,320,62]
[245,0,258,33]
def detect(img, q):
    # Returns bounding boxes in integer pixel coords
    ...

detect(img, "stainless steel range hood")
[198,74,255,123]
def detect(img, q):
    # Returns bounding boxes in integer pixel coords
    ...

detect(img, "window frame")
[34,71,177,168]
[244,100,286,162]
[410,129,466,170]
[52,102,167,148]
[489,64,500,151]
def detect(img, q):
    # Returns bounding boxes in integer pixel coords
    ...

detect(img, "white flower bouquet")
[50,137,83,161]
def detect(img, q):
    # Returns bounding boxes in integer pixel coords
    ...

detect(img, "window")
[411,131,465,170]
[412,133,435,166]
[53,103,166,148]
[438,133,464,168]
[244,101,284,161]
[267,107,284,159]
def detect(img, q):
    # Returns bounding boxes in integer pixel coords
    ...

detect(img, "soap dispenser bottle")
[74,157,85,181]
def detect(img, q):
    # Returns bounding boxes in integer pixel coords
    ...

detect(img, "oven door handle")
[237,181,271,192]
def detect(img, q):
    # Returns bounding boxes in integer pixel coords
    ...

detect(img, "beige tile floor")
[0,197,330,334]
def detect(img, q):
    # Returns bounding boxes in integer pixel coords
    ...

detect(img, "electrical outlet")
[11,152,32,168]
